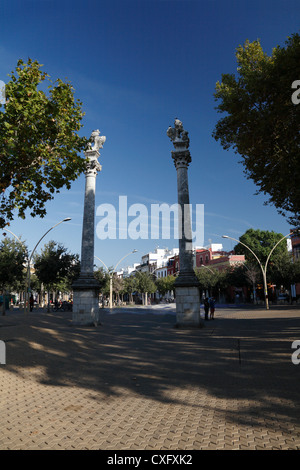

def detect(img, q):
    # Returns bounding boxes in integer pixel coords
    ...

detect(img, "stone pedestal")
[175,286,201,326]
[72,130,106,326]
[72,279,100,326]
[167,119,202,328]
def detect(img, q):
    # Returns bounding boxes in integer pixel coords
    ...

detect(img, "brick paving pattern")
[0,305,299,450]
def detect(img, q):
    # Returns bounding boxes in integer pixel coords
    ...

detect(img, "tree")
[135,272,156,305]
[54,254,80,293]
[123,276,138,304]
[0,237,27,314]
[112,274,124,304]
[155,275,175,298]
[213,34,300,226]
[234,229,287,265]
[244,264,261,303]
[0,59,88,229]
[195,267,218,297]
[268,251,300,292]
[94,266,110,295]
[34,240,79,310]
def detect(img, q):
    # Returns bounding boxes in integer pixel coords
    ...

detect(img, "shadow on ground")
[1,307,300,430]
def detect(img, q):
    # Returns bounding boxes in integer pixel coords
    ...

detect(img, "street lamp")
[199,264,217,300]
[25,217,71,314]
[95,249,138,309]
[2,219,72,314]
[222,233,292,310]
[200,264,215,274]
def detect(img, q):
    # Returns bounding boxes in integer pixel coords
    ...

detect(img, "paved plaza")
[0,304,300,450]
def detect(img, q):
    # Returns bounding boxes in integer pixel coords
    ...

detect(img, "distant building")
[291,229,300,297]
[194,245,245,271]
[291,230,300,261]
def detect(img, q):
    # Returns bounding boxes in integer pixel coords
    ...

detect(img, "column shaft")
[80,172,96,275]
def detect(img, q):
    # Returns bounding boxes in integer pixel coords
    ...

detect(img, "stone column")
[167,119,202,327]
[72,130,106,326]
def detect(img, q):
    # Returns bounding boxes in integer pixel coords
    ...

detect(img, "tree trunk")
[47,290,50,312]
[2,290,7,316]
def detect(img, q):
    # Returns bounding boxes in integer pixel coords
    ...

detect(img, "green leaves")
[0,236,27,291]
[155,275,175,296]
[135,272,156,295]
[0,59,88,228]
[213,33,300,226]
[33,240,79,291]
[234,229,287,265]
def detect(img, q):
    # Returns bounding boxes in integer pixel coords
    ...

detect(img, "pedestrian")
[204,297,209,321]
[29,295,34,312]
[209,296,216,320]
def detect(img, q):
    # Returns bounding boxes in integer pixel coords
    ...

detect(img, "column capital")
[172,149,191,169]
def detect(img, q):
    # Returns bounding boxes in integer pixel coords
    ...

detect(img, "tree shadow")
[1,308,300,432]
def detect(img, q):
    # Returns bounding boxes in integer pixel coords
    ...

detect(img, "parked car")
[277,293,288,301]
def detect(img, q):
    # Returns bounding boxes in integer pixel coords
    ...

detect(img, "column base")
[72,275,100,326]
[175,285,204,328]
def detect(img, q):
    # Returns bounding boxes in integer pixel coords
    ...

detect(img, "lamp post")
[222,233,292,310]
[199,264,217,300]
[2,220,71,314]
[200,264,214,274]
[95,250,137,309]
[26,218,71,314]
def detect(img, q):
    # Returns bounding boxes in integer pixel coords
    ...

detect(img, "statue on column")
[87,129,106,152]
[72,128,106,326]
[167,118,190,149]
[85,130,106,176]
[167,118,202,328]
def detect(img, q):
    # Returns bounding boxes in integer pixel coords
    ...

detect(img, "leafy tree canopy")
[123,275,138,294]
[135,272,156,294]
[213,33,300,226]
[34,240,79,291]
[268,251,300,288]
[195,267,227,290]
[234,228,287,265]
[94,266,110,294]
[155,275,175,296]
[0,236,27,291]
[0,59,88,228]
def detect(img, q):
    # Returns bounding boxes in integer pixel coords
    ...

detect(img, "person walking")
[204,297,210,321]
[209,296,216,320]
[29,295,34,312]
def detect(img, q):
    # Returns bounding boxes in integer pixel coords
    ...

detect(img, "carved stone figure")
[167,118,189,149]
[87,129,106,152]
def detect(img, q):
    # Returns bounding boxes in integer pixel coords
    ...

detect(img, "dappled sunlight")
[1,308,300,428]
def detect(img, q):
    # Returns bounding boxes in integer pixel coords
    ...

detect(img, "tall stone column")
[72,129,106,326]
[167,119,202,327]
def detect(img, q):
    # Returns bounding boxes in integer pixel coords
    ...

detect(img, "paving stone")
[0,306,300,449]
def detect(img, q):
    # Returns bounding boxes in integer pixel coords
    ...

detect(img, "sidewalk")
[0,305,300,450]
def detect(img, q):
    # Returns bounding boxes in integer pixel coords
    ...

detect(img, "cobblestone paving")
[0,306,299,450]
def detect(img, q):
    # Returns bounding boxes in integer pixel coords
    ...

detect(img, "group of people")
[203,296,216,321]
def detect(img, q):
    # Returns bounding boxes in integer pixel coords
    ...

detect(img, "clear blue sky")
[0,0,298,270]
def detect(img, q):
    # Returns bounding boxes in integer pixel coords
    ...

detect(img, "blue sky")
[0,0,298,270]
